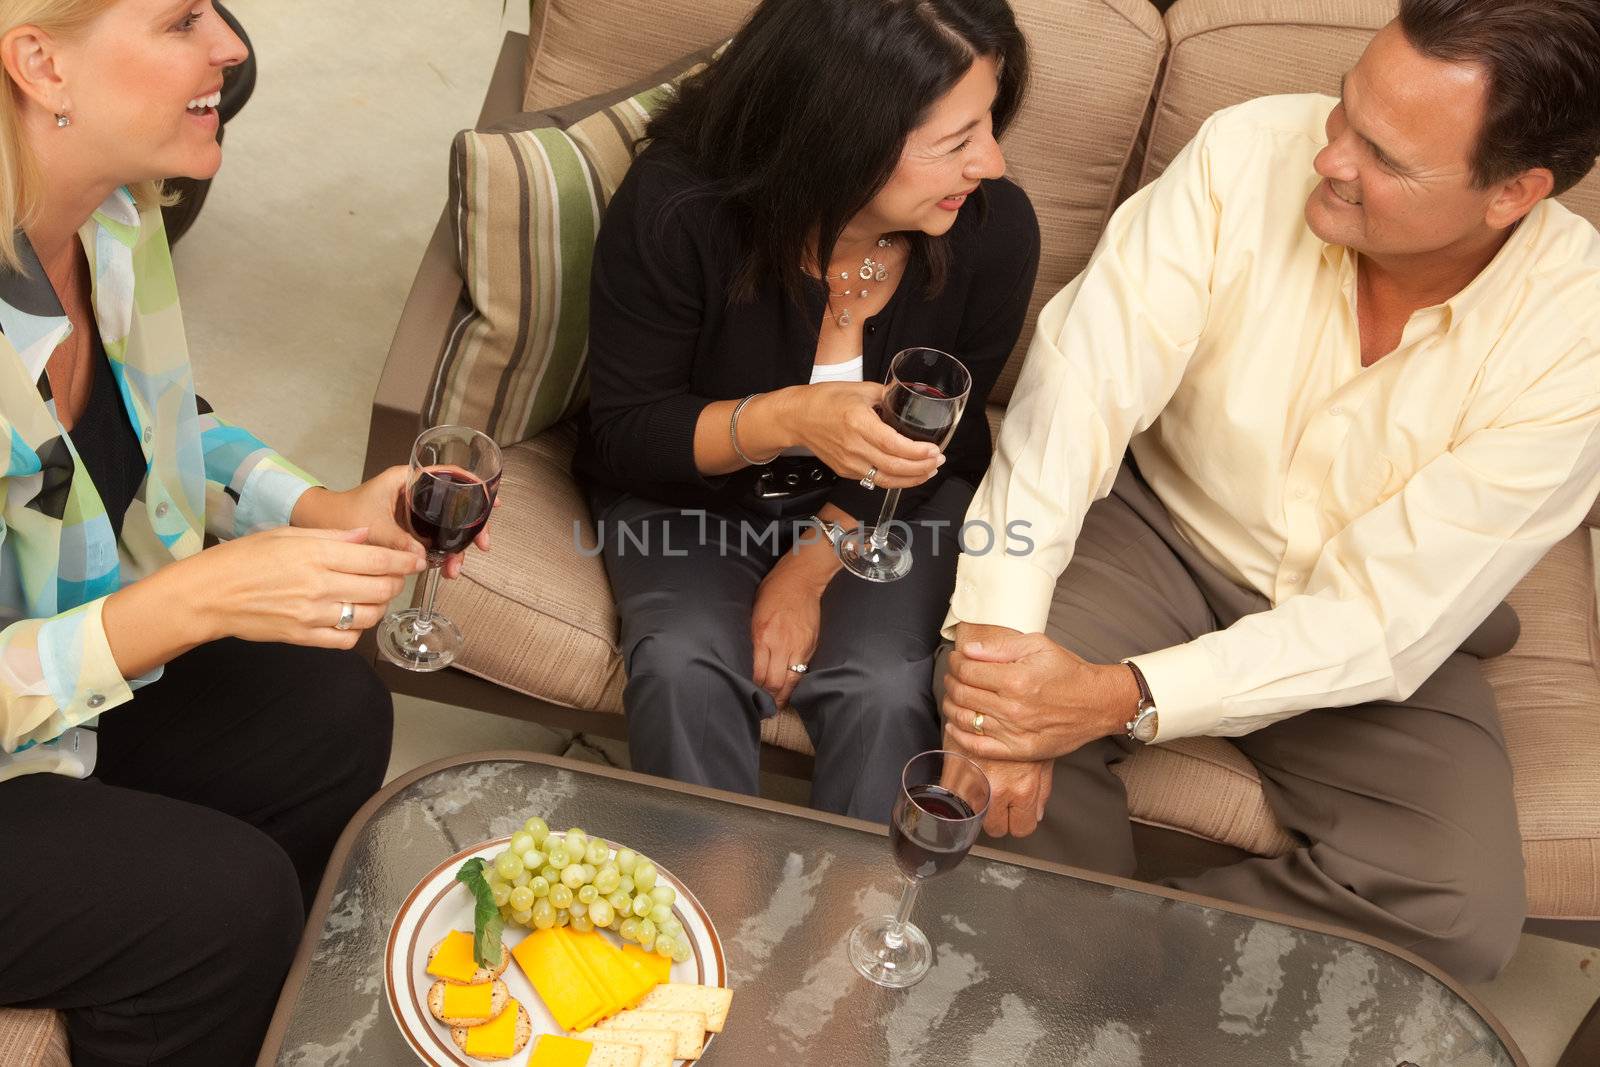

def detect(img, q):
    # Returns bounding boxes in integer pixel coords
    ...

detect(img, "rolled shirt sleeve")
[197,407,321,538]
[943,114,1225,640]
[2,596,132,754]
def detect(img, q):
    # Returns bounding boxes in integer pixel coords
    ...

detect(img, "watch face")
[1133,709,1159,744]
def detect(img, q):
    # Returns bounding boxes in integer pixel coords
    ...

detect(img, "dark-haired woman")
[576,0,1040,821]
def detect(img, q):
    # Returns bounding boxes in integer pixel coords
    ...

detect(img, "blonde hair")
[0,0,167,271]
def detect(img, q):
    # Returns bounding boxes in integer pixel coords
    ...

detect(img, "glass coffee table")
[256,752,1524,1066]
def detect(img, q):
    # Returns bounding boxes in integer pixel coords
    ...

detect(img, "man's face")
[1305,23,1501,258]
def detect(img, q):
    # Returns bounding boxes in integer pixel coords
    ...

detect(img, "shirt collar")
[1318,199,1549,335]
[0,188,141,383]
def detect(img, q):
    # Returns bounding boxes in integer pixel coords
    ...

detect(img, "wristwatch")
[1123,661,1160,744]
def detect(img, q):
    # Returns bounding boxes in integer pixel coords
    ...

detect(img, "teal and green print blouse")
[0,189,319,782]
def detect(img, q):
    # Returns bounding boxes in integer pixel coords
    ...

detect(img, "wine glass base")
[848,914,932,988]
[377,610,464,672]
[837,527,912,583]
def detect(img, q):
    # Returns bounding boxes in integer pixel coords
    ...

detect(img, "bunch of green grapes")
[482,817,693,965]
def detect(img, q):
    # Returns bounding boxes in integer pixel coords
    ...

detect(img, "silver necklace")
[826,236,894,329]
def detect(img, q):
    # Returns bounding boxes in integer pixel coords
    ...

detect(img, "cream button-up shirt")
[945,94,1600,742]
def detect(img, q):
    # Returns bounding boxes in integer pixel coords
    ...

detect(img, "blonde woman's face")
[61,0,246,182]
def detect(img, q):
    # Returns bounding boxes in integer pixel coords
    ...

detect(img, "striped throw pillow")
[431,49,719,444]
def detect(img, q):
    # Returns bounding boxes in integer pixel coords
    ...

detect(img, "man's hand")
[941,631,1137,763]
[948,733,1054,839]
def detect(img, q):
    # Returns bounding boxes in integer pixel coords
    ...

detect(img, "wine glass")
[377,425,502,672]
[836,347,970,583]
[849,750,991,988]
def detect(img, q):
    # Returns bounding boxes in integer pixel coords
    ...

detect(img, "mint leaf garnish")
[455,858,504,967]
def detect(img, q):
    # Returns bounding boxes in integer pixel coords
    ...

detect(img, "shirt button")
[1285,573,1302,584]
[155,501,169,517]
[143,427,154,444]
[1329,405,1344,416]
[1294,485,1310,500]
[866,324,878,335]
[86,694,105,709]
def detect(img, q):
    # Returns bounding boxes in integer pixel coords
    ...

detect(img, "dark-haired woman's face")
[856,55,1006,239]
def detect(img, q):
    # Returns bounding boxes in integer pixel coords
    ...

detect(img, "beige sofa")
[378,0,1600,926]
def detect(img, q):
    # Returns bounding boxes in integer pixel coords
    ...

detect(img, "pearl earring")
[55,113,71,128]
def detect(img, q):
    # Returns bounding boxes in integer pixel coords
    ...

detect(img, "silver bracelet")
[730,392,777,467]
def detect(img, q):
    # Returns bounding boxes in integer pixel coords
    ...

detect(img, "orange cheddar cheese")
[428,930,482,984]
[526,1034,593,1067]
[568,931,657,1015]
[463,1000,521,1059]
[441,981,494,1021]
[621,944,672,985]
[512,930,607,1032]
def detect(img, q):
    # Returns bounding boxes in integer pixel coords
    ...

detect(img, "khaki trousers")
[965,463,1527,983]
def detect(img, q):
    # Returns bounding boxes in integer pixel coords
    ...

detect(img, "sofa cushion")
[1116,527,1600,919]
[0,1009,68,1067]
[523,0,1167,408]
[430,51,715,446]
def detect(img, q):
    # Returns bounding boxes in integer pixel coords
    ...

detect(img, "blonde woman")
[0,3,472,1063]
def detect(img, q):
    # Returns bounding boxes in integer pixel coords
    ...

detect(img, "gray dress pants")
[958,462,1528,983]
[593,478,973,821]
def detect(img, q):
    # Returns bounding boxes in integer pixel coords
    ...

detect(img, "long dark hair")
[644,0,1029,304]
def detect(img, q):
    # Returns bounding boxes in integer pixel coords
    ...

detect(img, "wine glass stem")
[413,556,446,635]
[868,487,903,551]
[883,876,921,950]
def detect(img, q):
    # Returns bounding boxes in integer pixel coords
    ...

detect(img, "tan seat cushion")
[436,424,817,754]
[0,1009,68,1067]
[523,0,1168,407]
[1116,528,1600,919]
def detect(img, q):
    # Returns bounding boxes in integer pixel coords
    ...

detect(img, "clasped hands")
[939,623,1138,839]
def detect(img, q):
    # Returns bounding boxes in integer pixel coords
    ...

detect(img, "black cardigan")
[574,144,1041,520]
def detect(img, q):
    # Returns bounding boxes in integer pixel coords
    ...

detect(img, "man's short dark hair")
[1398,0,1600,196]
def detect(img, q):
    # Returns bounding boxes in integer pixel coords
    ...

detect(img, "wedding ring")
[972,713,986,735]
[335,602,356,631]
[788,663,809,675]
[859,466,878,490]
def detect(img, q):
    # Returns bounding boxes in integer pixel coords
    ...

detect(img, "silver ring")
[335,602,356,631]
[788,663,809,675]
[859,466,878,490]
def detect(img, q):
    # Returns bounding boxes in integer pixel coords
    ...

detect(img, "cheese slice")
[600,1009,707,1060]
[567,930,657,1015]
[621,944,672,985]
[526,1034,594,1067]
[463,999,520,1059]
[440,980,494,1021]
[512,929,607,1032]
[427,930,482,984]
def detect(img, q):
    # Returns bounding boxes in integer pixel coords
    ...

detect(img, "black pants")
[593,480,973,821]
[0,638,392,1067]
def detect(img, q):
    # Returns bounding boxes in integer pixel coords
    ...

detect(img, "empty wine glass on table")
[849,750,991,988]
[836,347,971,583]
[377,425,502,672]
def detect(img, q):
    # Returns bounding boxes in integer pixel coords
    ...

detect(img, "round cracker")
[448,1002,531,1060]
[425,937,509,984]
[427,977,509,1028]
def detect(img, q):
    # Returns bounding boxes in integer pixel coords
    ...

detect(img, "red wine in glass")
[892,783,979,880]
[407,470,497,556]
[880,382,959,447]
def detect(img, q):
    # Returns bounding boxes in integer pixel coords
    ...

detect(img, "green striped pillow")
[431,49,719,444]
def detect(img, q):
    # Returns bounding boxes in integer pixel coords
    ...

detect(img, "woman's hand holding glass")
[291,466,496,579]
[778,382,943,488]
[183,525,426,650]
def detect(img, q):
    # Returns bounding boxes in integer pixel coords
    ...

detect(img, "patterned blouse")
[0,189,319,782]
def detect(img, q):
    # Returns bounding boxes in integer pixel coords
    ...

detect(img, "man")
[939,0,1600,983]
